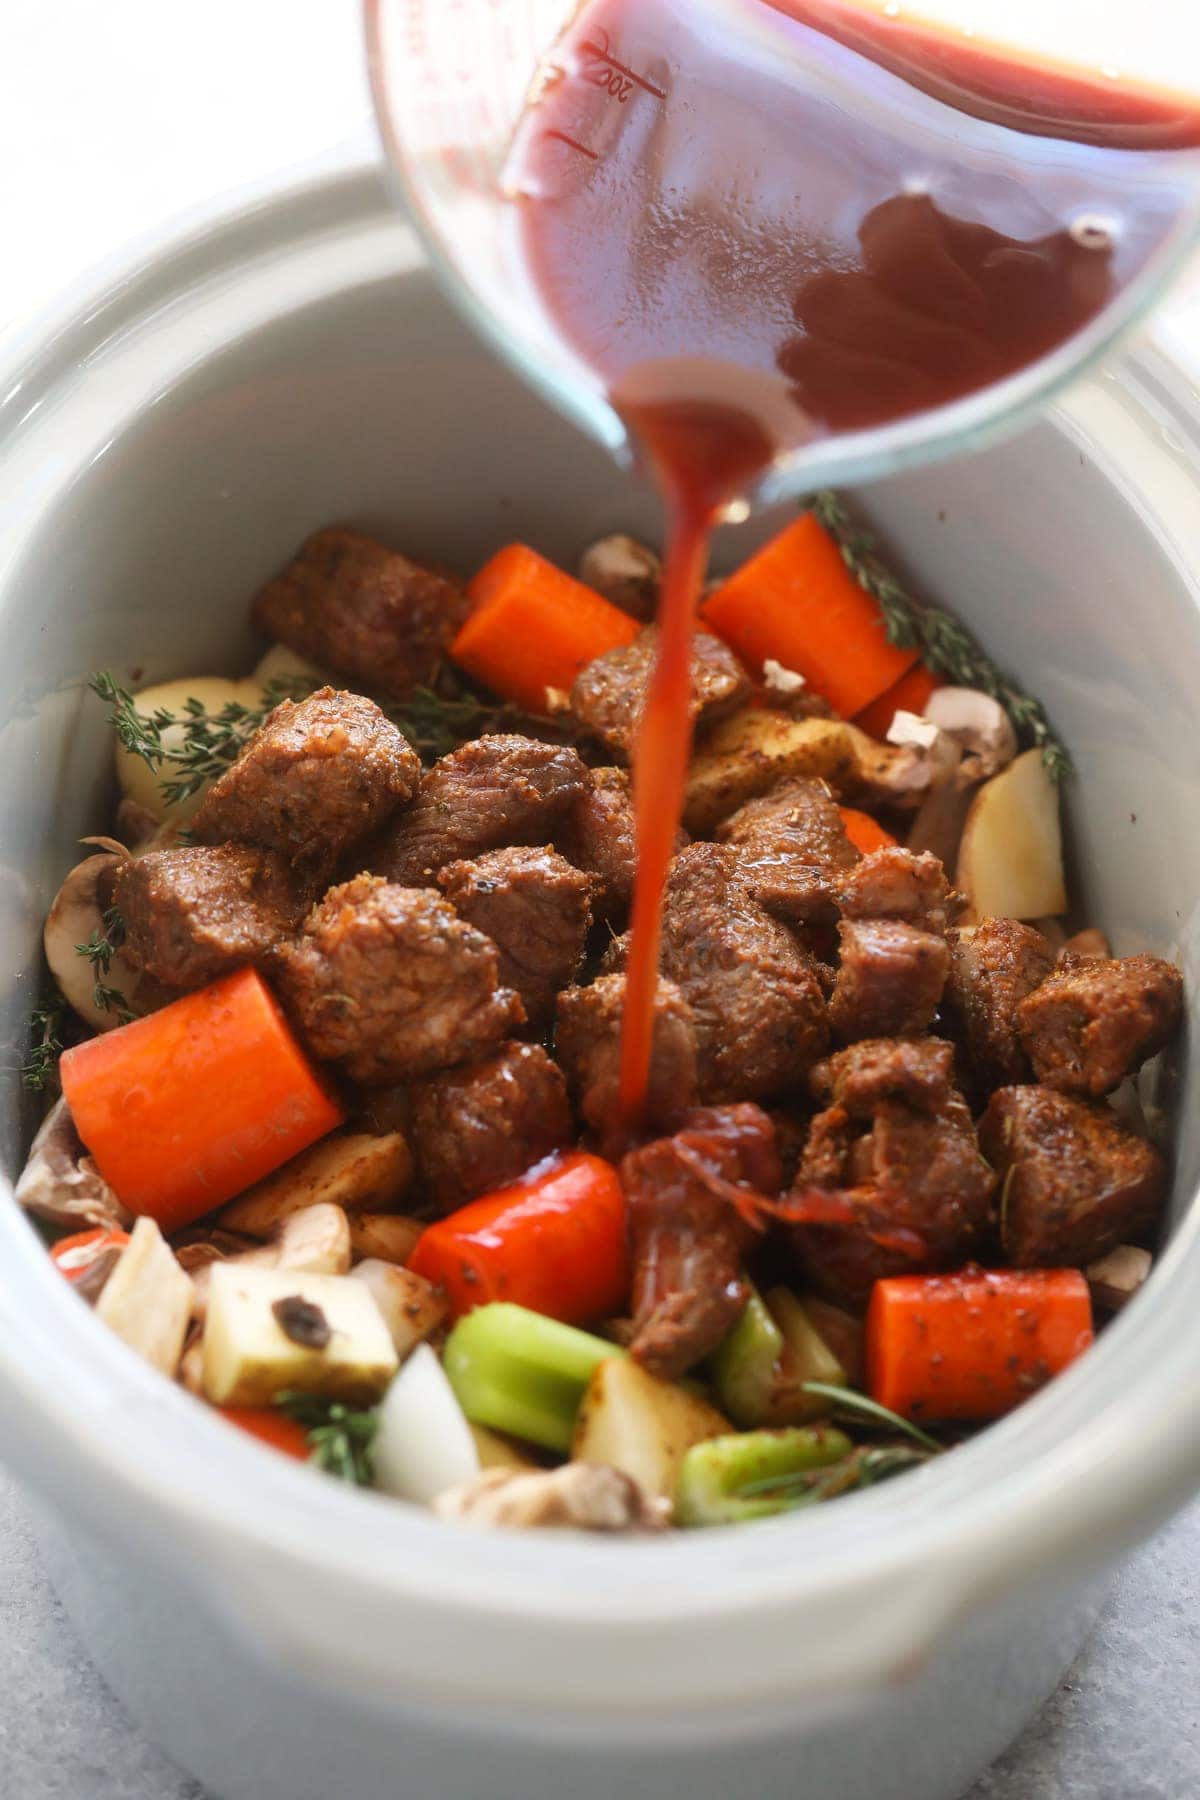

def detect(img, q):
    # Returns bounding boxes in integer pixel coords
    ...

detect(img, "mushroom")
[14,1096,131,1231]
[576,534,661,621]
[349,1259,446,1358]
[433,1463,669,1532]
[923,688,1018,785]
[901,723,968,868]
[841,721,940,812]
[1086,1244,1152,1313]
[347,1213,426,1266]
[189,1203,352,1322]
[215,1131,413,1237]
[43,850,143,1031]
[95,1217,195,1378]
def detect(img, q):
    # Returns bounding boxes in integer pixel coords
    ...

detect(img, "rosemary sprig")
[801,1381,944,1453]
[21,986,69,1092]
[810,491,1072,782]
[275,1391,379,1486]
[88,672,318,806]
[739,1442,931,1508]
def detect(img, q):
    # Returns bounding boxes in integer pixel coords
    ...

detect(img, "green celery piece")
[765,1288,847,1420]
[442,1303,621,1453]
[708,1282,785,1428]
[675,1427,855,1527]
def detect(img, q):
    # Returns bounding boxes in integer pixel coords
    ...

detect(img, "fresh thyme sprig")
[740,1442,932,1508]
[811,491,1072,782]
[88,671,318,805]
[275,1392,379,1486]
[74,905,135,1023]
[21,986,70,1092]
[384,674,585,764]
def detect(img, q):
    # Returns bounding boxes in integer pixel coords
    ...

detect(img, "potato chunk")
[571,1356,730,1501]
[201,1265,397,1406]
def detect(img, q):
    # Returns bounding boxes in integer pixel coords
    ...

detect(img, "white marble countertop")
[3,3,1199,1795]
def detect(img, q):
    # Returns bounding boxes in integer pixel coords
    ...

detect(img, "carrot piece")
[218,1406,311,1461]
[854,663,942,740]
[866,1268,1094,1423]
[702,513,918,716]
[455,544,640,711]
[838,807,899,857]
[49,1227,131,1282]
[408,1151,628,1325]
[60,968,344,1236]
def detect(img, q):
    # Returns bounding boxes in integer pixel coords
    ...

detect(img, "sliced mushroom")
[190,1203,352,1322]
[178,1328,205,1394]
[1086,1244,1152,1312]
[114,798,163,851]
[215,1132,413,1237]
[43,850,144,1031]
[840,721,938,812]
[348,1213,426,1266]
[577,534,661,621]
[173,1229,257,1275]
[349,1259,446,1358]
[433,1463,668,1532]
[96,1217,195,1378]
[15,1096,131,1231]
[904,727,968,868]
[923,688,1018,785]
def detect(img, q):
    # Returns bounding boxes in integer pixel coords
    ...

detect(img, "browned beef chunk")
[558,766,645,920]
[437,846,592,1031]
[810,1035,956,1117]
[622,1104,781,1378]
[834,847,960,935]
[272,874,523,1084]
[251,526,469,699]
[1016,953,1183,1097]
[570,627,750,762]
[979,1085,1167,1265]
[716,778,859,925]
[192,687,419,874]
[367,735,589,887]
[114,844,308,991]
[943,916,1056,1089]
[555,973,699,1154]
[829,918,948,1042]
[658,843,830,1102]
[409,1041,572,1212]
[789,1082,994,1308]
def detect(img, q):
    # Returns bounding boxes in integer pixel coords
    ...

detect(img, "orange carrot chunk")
[60,968,344,1236]
[455,545,640,712]
[854,663,942,740]
[409,1151,628,1325]
[866,1268,1094,1423]
[702,512,918,717]
[838,807,899,857]
[49,1227,131,1282]
[217,1407,313,1461]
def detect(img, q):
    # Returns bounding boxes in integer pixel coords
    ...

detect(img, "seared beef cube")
[834,847,960,935]
[437,846,592,1031]
[409,1041,572,1212]
[980,1085,1167,1265]
[251,526,469,699]
[716,778,859,924]
[810,1035,956,1117]
[658,843,830,1102]
[556,973,698,1153]
[114,844,307,991]
[570,627,750,762]
[193,687,418,874]
[273,875,523,1084]
[829,918,949,1042]
[559,767,639,920]
[944,917,1056,1089]
[790,1089,994,1308]
[622,1104,781,1378]
[1016,953,1183,1097]
[369,735,589,887]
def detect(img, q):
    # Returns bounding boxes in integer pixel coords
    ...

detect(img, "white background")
[1,4,1199,1799]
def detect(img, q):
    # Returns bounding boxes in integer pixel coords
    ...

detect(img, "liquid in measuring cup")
[505,0,1200,1127]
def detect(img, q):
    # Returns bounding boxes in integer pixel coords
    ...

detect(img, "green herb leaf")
[274,1391,380,1486]
[810,492,1072,783]
[21,986,69,1093]
[801,1380,944,1452]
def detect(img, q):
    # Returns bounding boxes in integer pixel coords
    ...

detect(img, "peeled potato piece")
[571,1356,730,1501]
[114,676,264,824]
[956,747,1067,921]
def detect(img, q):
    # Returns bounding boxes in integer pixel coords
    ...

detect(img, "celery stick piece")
[708,1282,785,1428]
[675,1427,853,1527]
[442,1303,621,1452]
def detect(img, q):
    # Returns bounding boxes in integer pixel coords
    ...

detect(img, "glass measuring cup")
[365,0,1200,509]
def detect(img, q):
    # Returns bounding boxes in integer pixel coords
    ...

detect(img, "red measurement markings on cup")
[579,27,666,102]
